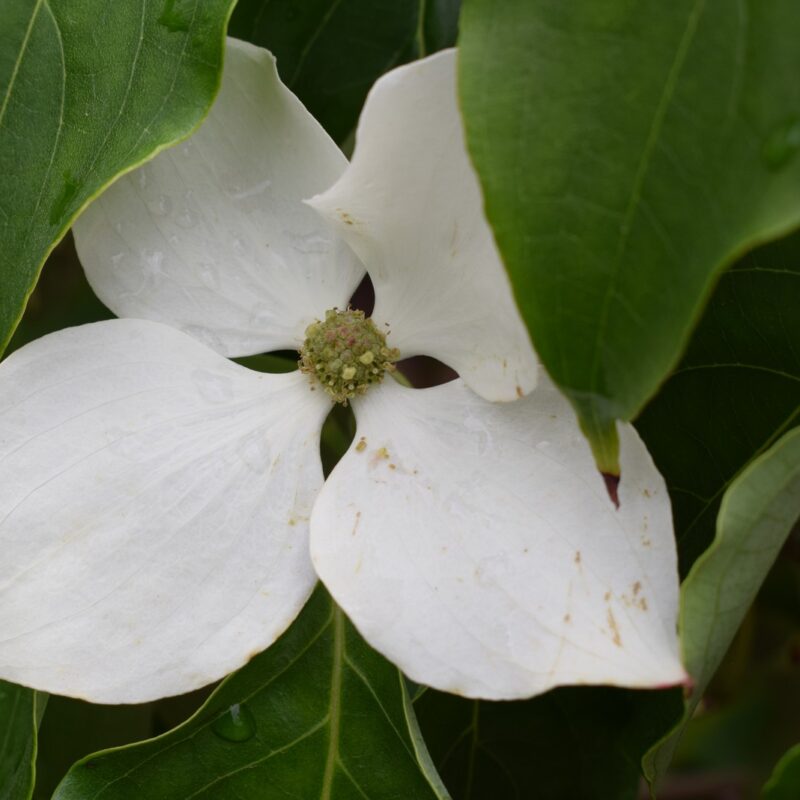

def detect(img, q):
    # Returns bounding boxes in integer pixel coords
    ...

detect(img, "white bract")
[0,40,686,703]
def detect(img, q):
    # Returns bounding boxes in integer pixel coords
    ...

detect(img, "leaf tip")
[602,472,621,508]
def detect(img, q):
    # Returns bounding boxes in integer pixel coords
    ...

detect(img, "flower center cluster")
[299,309,400,404]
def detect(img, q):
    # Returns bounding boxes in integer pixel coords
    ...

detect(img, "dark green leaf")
[53,586,448,800]
[643,427,800,788]
[34,697,156,800]
[4,234,112,357]
[762,743,800,800]
[0,682,46,800]
[230,0,451,144]
[421,0,461,54]
[637,230,800,572]
[458,0,800,468]
[0,0,235,355]
[416,686,682,800]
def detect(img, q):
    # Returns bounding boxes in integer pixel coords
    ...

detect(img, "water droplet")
[225,178,272,201]
[184,326,225,353]
[762,117,800,170]
[143,250,165,275]
[147,193,172,218]
[193,369,234,402]
[291,233,330,254]
[231,236,247,256]
[176,207,197,228]
[199,262,220,290]
[212,703,256,742]
[140,250,166,292]
[157,194,172,215]
[463,413,490,455]
[158,0,191,32]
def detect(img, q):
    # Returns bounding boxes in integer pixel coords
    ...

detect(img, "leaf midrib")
[586,0,707,404]
[320,606,344,800]
[0,0,43,129]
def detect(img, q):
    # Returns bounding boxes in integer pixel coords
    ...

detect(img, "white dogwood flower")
[0,40,685,703]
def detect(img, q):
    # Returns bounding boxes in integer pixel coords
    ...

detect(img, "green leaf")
[0,0,235,355]
[458,0,800,468]
[637,230,800,573]
[416,686,683,800]
[229,0,459,144]
[34,696,158,800]
[643,427,800,789]
[0,682,46,800]
[421,0,461,54]
[53,586,448,800]
[763,743,800,800]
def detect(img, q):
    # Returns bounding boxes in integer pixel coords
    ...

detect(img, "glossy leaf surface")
[230,0,423,143]
[643,427,800,786]
[416,686,682,800]
[459,0,800,467]
[637,230,800,573]
[0,0,234,354]
[762,743,800,800]
[0,682,46,800]
[53,587,448,800]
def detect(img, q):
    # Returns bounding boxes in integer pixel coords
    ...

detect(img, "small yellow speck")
[355,438,367,453]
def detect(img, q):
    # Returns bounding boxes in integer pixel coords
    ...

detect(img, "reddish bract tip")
[602,472,620,509]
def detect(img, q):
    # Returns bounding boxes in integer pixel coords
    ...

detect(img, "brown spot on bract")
[643,488,651,497]
[638,597,648,611]
[516,385,523,398]
[563,613,571,623]
[288,518,296,527]
[339,209,356,226]
[369,447,390,467]
[641,537,652,547]
[574,550,581,564]
[604,590,612,602]
[389,463,396,470]
[607,608,622,647]
[632,581,641,595]
[355,437,367,453]
[352,511,362,536]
